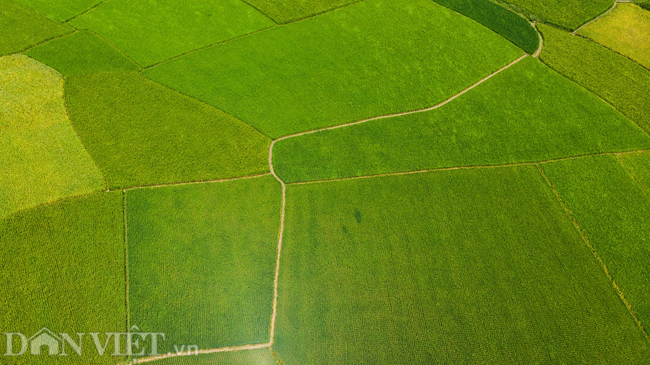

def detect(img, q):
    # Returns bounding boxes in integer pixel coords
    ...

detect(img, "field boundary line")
[18,29,78,55]
[268,141,287,345]
[117,173,271,192]
[122,190,130,339]
[572,1,620,34]
[61,74,110,191]
[64,0,107,23]
[284,149,650,186]
[272,54,527,144]
[536,164,650,343]
[615,153,650,198]
[143,0,367,70]
[142,26,277,70]
[532,22,543,57]
[83,30,143,68]
[128,342,270,364]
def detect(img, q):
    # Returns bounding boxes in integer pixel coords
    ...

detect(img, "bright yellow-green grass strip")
[273,57,650,183]
[618,150,650,196]
[242,0,362,23]
[144,0,524,138]
[276,166,650,363]
[126,176,281,355]
[578,3,650,69]
[499,0,613,30]
[0,0,72,56]
[65,72,270,190]
[69,0,275,67]
[149,349,277,364]
[0,192,126,365]
[11,0,102,22]
[541,155,650,331]
[539,23,650,135]
[0,55,105,219]
[25,31,139,76]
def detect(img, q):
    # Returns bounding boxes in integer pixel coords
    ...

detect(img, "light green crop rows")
[126,176,281,355]
[11,0,102,22]
[69,0,274,66]
[542,155,650,327]
[274,166,650,363]
[273,57,650,183]
[242,0,362,24]
[145,0,523,138]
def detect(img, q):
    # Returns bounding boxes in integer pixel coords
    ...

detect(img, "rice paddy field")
[2,0,650,364]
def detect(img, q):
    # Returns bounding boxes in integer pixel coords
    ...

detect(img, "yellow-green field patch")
[538,23,650,134]
[0,192,126,365]
[65,72,270,189]
[0,54,105,219]
[69,0,275,67]
[578,3,650,69]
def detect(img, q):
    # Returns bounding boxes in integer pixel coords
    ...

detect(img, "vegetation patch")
[541,155,650,328]
[11,0,102,22]
[126,176,281,354]
[578,3,650,69]
[242,0,361,24]
[69,0,274,67]
[499,0,614,29]
[0,192,126,365]
[275,166,650,363]
[273,57,650,183]
[433,0,539,53]
[144,0,523,138]
[538,23,650,134]
[618,151,650,195]
[151,348,277,364]
[0,55,105,219]
[65,72,270,189]
[0,0,72,56]
[25,30,139,76]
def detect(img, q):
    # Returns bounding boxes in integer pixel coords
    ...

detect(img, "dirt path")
[532,22,543,58]
[125,53,530,364]
[572,1,622,34]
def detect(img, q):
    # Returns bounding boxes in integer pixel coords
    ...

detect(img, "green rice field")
[578,3,650,69]
[2,0,650,363]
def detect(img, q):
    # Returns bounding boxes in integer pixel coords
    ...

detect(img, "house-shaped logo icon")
[28,328,62,356]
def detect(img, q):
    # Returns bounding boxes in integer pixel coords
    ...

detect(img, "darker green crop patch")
[433,0,539,53]
[0,0,72,56]
[25,31,139,76]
